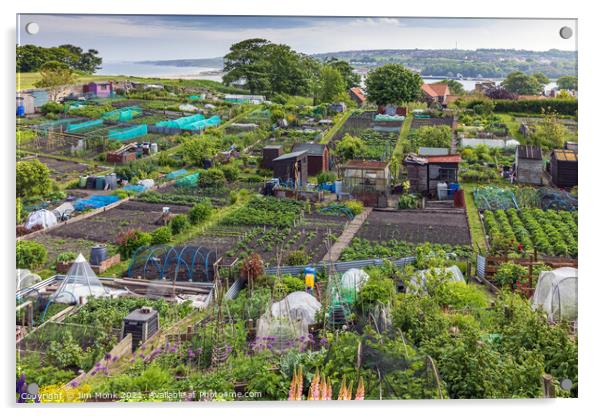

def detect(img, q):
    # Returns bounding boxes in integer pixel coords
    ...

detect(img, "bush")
[151,226,172,245]
[344,200,364,216]
[55,251,77,266]
[494,262,528,288]
[493,99,577,116]
[116,229,152,259]
[317,171,337,184]
[286,250,310,266]
[220,165,240,182]
[398,194,419,209]
[16,240,48,269]
[357,274,396,311]
[198,168,226,188]
[169,214,190,235]
[188,201,212,225]
[281,275,305,293]
[40,101,64,115]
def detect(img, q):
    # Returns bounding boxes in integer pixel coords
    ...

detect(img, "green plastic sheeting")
[102,106,142,122]
[155,114,221,131]
[108,124,148,141]
[66,119,104,132]
[175,173,199,188]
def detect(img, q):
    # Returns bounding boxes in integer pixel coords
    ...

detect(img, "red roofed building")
[349,87,366,106]
[421,83,451,107]
[403,153,461,196]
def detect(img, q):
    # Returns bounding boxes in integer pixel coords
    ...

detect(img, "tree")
[437,79,465,95]
[17,44,102,73]
[325,58,361,89]
[365,64,423,106]
[179,137,221,167]
[188,201,213,225]
[34,61,77,101]
[222,38,272,94]
[335,134,367,161]
[16,159,52,198]
[412,126,452,149]
[530,111,570,149]
[532,72,550,87]
[485,87,518,100]
[501,71,542,95]
[318,65,346,103]
[557,75,578,91]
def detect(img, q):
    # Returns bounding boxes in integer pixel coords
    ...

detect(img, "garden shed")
[550,149,578,189]
[272,150,308,188]
[83,81,113,98]
[261,144,284,169]
[403,153,461,197]
[342,160,390,207]
[515,145,543,185]
[291,142,330,175]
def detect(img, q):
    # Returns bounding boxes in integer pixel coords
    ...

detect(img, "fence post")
[542,374,556,398]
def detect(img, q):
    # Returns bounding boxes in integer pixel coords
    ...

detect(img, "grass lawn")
[393,113,413,160]
[461,182,487,253]
[320,110,352,145]
[496,112,522,140]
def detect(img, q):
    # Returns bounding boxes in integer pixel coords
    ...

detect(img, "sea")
[97,62,558,91]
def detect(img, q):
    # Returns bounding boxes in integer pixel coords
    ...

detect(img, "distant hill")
[139,48,577,78]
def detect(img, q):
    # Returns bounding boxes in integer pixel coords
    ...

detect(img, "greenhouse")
[50,253,108,305]
[127,245,217,281]
[532,267,578,322]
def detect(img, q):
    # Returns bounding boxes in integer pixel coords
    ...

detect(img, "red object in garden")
[453,189,465,208]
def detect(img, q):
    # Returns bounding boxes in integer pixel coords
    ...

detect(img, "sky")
[17,14,577,62]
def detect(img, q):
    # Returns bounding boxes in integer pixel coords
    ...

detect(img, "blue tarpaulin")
[73,195,119,211]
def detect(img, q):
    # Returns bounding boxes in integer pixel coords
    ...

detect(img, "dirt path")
[321,207,372,263]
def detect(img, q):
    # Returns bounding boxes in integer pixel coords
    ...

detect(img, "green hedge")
[493,99,577,116]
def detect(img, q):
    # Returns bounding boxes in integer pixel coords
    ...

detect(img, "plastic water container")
[86,176,96,189]
[437,182,448,200]
[79,175,88,188]
[334,180,343,195]
[104,173,117,190]
[90,245,108,266]
[150,143,158,154]
[162,207,170,214]
[448,182,460,196]
[17,105,25,117]
[95,176,106,190]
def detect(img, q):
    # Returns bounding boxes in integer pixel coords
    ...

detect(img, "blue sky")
[17,15,577,62]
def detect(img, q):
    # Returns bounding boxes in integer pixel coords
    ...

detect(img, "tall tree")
[223,38,272,94]
[532,72,550,87]
[34,61,77,101]
[325,58,361,89]
[365,64,423,106]
[501,71,542,95]
[318,65,346,103]
[557,75,578,91]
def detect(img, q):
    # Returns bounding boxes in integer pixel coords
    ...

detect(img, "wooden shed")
[291,143,329,176]
[272,150,308,188]
[515,145,543,185]
[261,145,283,169]
[550,149,578,189]
[403,153,461,196]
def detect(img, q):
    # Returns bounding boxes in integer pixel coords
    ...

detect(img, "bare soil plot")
[36,156,107,182]
[30,234,116,269]
[48,201,190,243]
[411,117,455,129]
[356,209,471,245]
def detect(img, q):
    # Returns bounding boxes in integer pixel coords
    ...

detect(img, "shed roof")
[272,150,307,162]
[263,144,283,150]
[349,87,366,103]
[427,154,462,164]
[517,145,543,160]
[292,142,327,156]
[343,160,389,170]
[552,149,578,162]
[422,83,450,98]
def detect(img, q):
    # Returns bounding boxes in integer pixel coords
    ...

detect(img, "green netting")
[473,186,519,210]
[185,115,221,131]
[65,119,104,133]
[156,114,204,129]
[36,118,80,131]
[108,124,148,141]
[103,106,142,122]
[175,172,199,188]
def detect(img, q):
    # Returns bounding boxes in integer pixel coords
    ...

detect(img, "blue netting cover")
[73,195,119,211]
[108,124,148,141]
[175,172,199,188]
[66,119,104,132]
[166,169,188,179]
[122,184,146,193]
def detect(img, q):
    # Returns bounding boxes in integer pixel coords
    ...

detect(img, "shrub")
[116,229,152,259]
[398,194,419,209]
[188,201,212,225]
[494,262,528,288]
[198,167,226,188]
[281,275,305,293]
[220,164,240,182]
[317,171,337,184]
[151,226,172,245]
[344,200,364,216]
[16,240,48,269]
[286,250,310,266]
[40,101,64,115]
[492,99,577,116]
[55,251,77,266]
[357,274,396,311]
[169,214,190,235]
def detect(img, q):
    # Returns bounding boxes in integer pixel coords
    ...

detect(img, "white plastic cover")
[25,209,57,230]
[340,268,370,292]
[16,269,41,291]
[532,267,578,322]
[138,179,155,190]
[410,265,465,292]
[52,253,107,304]
[271,291,322,326]
[505,139,521,148]
[52,202,74,221]
[179,104,198,112]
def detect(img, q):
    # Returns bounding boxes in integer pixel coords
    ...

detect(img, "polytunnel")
[127,245,217,282]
